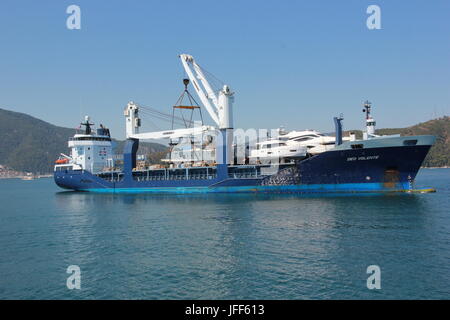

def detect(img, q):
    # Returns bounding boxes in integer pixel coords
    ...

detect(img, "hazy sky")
[1,0,449,139]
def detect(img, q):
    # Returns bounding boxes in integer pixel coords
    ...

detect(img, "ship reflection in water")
[0,171,448,299]
[51,176,449,299]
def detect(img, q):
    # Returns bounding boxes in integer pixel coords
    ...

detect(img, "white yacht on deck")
[278,129,351,155]
[250,129,350,161]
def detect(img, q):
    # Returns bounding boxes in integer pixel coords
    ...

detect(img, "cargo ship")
[54,54,435,193]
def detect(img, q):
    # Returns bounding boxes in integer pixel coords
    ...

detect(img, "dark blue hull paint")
[54,145,432,193]
[297,145,430,185]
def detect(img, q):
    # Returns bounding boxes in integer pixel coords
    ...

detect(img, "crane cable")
[137,104,196,127]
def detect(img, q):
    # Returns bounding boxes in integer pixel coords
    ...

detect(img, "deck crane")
[124,54,235,165]
[179,54,234,132]
[124,101,214,140]
[179,54,234,164]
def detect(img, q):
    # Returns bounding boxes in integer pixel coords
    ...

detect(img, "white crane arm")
[129,125,216,141]
[191,59,219,107]
[179,54,220,126]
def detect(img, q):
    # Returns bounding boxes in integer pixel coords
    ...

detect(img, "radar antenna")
[362,100,372,120]
[80,116,94,135]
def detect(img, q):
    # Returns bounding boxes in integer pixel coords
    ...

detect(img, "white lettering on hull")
[347,155,380,161]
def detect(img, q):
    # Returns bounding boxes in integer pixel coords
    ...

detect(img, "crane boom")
[124,54,235,166]
[179,54,234,164]
[128,125,215,141]
[179,54,220,126]
[191,59,219,108]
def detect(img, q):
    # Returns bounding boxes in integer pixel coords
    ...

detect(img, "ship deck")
[95,163,296,182]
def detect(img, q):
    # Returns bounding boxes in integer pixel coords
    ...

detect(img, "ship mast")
[80,116,94,135]
[362,100,377,139]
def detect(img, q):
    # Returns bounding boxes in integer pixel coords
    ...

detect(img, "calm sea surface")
[0,168,449,299]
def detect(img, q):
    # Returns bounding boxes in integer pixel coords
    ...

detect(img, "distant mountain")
[1,108,449,173]
[0,108,167,173]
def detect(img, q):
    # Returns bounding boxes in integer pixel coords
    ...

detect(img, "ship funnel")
[334,115,344,146]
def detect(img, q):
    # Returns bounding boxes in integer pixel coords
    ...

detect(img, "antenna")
[362,100,376,138]
[362,100,372,120]
[80,116,94,135]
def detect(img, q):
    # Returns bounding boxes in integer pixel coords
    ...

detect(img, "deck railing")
[95,164,282,182]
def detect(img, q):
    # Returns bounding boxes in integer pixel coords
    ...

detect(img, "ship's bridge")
[55,117,115,174]
[69,134,112,142]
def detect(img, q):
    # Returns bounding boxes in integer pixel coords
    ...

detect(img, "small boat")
[55,158,69,164]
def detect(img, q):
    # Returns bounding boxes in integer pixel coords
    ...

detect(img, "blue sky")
[1,0,449,139]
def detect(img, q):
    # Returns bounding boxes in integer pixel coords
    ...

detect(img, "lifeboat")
[55,158,69,164]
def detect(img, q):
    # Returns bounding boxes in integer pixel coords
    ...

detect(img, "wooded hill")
[0,108,167,173]
[0,108,448,173]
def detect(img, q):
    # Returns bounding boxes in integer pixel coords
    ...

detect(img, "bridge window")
[403,139,418,146]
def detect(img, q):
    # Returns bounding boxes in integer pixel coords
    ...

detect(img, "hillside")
[0,108,167,173]
[375,116,450,167]
[1,108,449,173]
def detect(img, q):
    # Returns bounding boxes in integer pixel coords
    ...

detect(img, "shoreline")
[0,175,52,180]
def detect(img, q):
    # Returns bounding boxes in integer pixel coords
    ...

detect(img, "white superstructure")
[362,100,378,140]
[54,116,114,173]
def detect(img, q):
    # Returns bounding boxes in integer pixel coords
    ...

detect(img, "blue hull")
[54,144,432,194]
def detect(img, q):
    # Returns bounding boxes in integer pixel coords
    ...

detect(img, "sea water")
[0,168,449,299]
